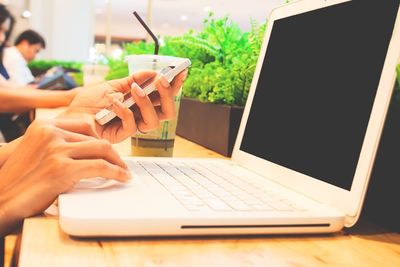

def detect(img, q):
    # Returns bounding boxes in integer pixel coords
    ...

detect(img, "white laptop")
[59,0,400,236]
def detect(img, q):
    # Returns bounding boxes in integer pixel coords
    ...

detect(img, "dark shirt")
[0,62,10,80]
[0,60,23,142]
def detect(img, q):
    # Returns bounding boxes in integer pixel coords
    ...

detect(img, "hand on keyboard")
[74,177,121,189]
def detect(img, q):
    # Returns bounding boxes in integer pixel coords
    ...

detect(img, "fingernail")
[160,75,170,87]
[122,161,128,170]
[131,83,145,97]
[116,92,124,102]
[126,171,133,180]
[113,98,124,109]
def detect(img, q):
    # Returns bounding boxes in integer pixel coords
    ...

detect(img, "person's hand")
[62,87,82,105]
[0,119,131,235]
[62,70,187,143]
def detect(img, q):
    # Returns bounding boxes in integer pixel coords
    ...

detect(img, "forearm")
[0,199,22,237]
[0,142,26,236]
[0,137,24,233]
[0,182,35,236]
[0,88,73,113]
[0,181,39,236]
[0,186,25,237]
[0,184,52,238]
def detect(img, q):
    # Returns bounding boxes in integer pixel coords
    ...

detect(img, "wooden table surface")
[12,108,400,266]
[17,217,400,267]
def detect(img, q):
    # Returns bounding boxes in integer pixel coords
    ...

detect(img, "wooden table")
[12,109,400,266]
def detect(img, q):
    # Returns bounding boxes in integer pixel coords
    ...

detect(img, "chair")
[0,110,35,142]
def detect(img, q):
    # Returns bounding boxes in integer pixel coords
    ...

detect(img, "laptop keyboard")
[128,160,306,212]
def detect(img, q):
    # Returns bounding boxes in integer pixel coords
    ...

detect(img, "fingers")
[111,99,136,135]
[154,76,175,121]
[66,139,128,170]
[72,159,131,183]
[105,91,124,107]
[170,69,188,96]
[107,70,157,94]
[149,69,188,107]
[57,128,97,143]
[130,83,159,132]
[51,118,100,139]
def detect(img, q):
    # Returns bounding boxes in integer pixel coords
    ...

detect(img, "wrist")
[58,106,90,119]
[0,197,23,236]
[58,106,73,118]
[63,90,76,106]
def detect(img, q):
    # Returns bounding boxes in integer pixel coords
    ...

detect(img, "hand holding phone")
[95,58,191,126]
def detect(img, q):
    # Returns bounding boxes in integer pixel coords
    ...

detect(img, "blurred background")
[0,0,290,147]
[3,0,285,61]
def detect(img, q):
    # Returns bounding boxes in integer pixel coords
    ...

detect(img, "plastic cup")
[126,55,184,157]
[83,64,109,86]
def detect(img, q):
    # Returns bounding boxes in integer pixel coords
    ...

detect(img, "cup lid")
[125,54,181,63]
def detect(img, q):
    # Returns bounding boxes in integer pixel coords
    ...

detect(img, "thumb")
[107,70,157,94]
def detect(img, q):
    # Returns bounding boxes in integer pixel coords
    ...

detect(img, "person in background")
[3,29,45,86]
[0,5,78,142]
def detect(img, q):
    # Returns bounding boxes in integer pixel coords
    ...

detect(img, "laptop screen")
[240,0,399,191]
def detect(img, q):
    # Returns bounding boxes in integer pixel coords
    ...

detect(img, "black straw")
[133,11,159,55]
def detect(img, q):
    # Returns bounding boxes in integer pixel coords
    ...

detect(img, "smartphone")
[95,58,191,126]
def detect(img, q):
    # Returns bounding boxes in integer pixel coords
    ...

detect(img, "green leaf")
[28,60,82,72]
[105,13,267,106]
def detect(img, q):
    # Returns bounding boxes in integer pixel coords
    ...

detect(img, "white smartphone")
[95,58,191,126]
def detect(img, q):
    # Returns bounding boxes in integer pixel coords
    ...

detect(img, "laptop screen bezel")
[231,0,400,226]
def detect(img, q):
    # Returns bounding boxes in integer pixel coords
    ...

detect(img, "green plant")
[28,60,82,72]
[171,15,266,106]
[28,60,84,86]
[104,58,129,80]
[105,14,266,106]
[70,72,83,86]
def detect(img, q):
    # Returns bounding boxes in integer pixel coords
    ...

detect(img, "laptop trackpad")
[74,177,120,190]
[70,173,148,192]
[60,176,182,219]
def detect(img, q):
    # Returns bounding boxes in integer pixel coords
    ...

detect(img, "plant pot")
[176,97,244,157]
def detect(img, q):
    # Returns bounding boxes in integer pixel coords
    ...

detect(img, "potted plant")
[105,14,266,156]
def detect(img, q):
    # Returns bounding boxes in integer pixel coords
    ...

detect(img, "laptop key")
[290,204,307,211]
[252,204,275,211]
[183,203,209,212]
[138,160,307,213]
[268,202,295,211]
[242,197,263,206]
[229,201,252,211]
[204,199,232,211]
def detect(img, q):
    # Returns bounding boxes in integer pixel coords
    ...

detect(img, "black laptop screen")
[240,0,399,190]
